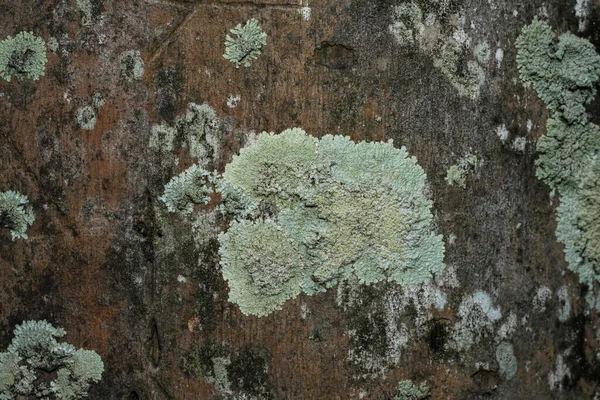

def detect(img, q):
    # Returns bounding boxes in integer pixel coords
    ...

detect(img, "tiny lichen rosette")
[0,31,47,82]
[223,18,267,68]
[218,128,445,316]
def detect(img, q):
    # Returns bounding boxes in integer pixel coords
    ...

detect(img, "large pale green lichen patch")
[0,320,103,399]
[0,190,35,240]
[394,380,430,400]
[0,31,47,82]
[516,18,600,300]
[162,128,445,316]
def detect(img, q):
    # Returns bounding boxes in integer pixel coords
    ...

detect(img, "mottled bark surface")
[1,0,600,398]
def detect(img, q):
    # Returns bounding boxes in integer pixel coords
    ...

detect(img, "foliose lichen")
[76,106,96,131]
[0,190,35,240]
[515,18,600,300]
[0,31,47,82]
[119,50,144,82]
[0,320,103,399]
[161,128,445,317]
[159,165,217,215]
[394,380,430,400]
[223,18,267,68]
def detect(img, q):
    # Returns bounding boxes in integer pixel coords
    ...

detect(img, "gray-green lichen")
[394,380,430,400]
[91,92,104,109]
[451,290,502,350]
[0,31,47,82]
[176,103,220,162]
[218,128,445,316]
[0,190,35,240]
[0,320,103,399]
[76,106,96,130]
[159,165,217,215]
[445,153,480,189]
[389,3,486,99]
[495,341,518,379]
[149,123,176,151]
[119,50,144,82]
[162,128,445,317]
[223,18,267,68]
[150,103,220,163]
[76,0,102,25]
[515,18,600,300]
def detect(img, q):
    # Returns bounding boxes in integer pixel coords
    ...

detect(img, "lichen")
[0,31,47,82]
[451,291,501,350]
[159,165,216,215]
[119,50,144,82]
[175,103,220,162]
[474,42,491,64]
[394,380,430,400]
[445,153,480,189]
[389,3,486,99]
[516,18,600,299]
[0,320,103,399]
[91,92,104,109]
[219,219,304,316]
[76,0,103,25]
[0,190,35,240]
[495,341,518,379]
[223,18,267,68]
[217,128,445,316]
[76,106,96,130]
[163,128,444,317]
[149,123,176,152]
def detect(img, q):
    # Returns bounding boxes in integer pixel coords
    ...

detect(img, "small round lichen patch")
[119,49,144,82]
[76,106,96,130]
[0,31,47,82]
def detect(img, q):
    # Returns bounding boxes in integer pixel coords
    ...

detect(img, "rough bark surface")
[1,0,599,399]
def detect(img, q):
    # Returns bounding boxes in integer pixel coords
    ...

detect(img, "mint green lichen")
[91,92,104,109]
[119,50,144,82]
[219,219,304,316]
[577,158,600,266]
[516,18,600,118]
[0,190,35,240]
[516,19,600,295]
[0,31,47,82]
[394,380,430,400]
[218,128,444,315]
[160,165,216,215]
[175,103,220,162]
[223,18,267,68]
[76,106,96,130]
[0,320,103,399]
